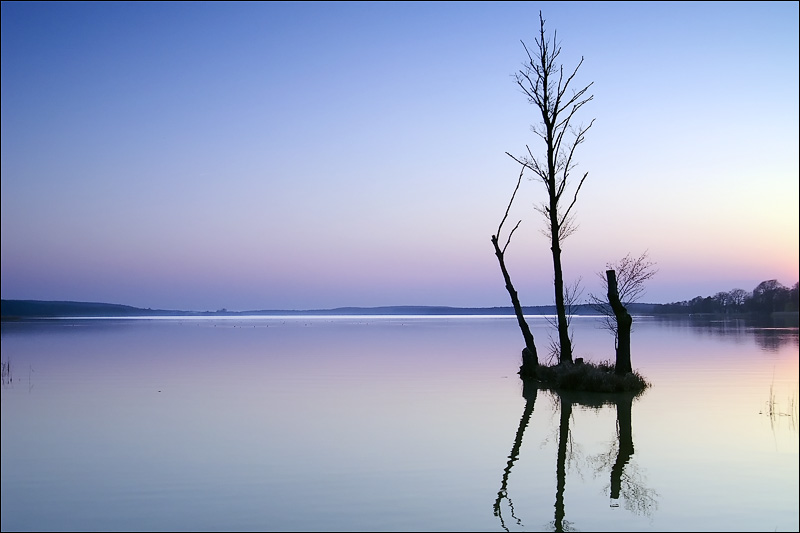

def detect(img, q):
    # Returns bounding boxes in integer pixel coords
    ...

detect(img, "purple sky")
[2,1,798,311]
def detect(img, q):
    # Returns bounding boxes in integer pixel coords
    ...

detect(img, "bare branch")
[563,277,584,328]
[610,251,659,304]
[558,170,588,233]
[496,165,526,238]
[553,109,594,184]
[557,211,579,241]
[503,220,522,254]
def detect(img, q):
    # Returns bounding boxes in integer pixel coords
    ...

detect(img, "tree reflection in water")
[494,379,657,532]
[585,390,659,517]
[493,382,537,531]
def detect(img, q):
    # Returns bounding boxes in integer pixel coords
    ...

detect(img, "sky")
[1,1,798,312]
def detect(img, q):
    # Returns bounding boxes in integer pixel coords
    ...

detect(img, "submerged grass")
[522,359,650,394]
[759,380,799,429]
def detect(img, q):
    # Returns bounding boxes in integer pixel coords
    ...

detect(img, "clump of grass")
[760,381,798,427]
[522,358,650,394]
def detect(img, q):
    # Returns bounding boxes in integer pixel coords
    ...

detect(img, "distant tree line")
[653,279,799,315]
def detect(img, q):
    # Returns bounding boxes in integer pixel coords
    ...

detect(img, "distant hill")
[1,299,660,319]
[0,300,186,318]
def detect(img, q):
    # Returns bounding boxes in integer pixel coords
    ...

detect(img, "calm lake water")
[1,315,798,532]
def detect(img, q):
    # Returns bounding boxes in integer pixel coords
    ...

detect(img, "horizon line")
[1,298,665,315]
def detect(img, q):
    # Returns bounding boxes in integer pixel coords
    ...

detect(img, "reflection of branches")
[533,394,584,532]
[655,315,799,352]
[590,454,659,516]
[615,463,659,516]
[554,398,571,532]
[753,329,799,352]
[494,391,537,532]
[543,518,577,532]
[589,443,617,473]
[586,399,659,518]
[497,385,658,531]
[496,386,590,533]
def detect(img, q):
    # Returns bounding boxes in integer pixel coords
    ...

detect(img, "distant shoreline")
[1,298,653,319]
[3,299,797,324]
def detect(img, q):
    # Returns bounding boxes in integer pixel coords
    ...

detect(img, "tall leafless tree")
[508,11,594,365]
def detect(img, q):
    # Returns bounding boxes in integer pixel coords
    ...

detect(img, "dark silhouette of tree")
[606,270,633,375]
[492,164,539,373]
[589,252,657,375]
[508,11,594,365]
[790,282,800,312]
[750,279,788,314]
[654,279,797,316]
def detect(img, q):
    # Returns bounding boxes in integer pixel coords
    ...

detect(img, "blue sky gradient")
[2,1,798,311]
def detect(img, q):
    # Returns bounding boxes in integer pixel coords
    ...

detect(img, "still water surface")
[1,315,798,531]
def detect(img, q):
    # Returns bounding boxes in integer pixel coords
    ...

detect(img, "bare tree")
[589,252,658,336]
[491,164,539,374]
[589,252,657,375]
[508,11,594,365]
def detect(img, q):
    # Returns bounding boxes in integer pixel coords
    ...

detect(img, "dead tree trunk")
[606,269,633,375]
[492,234,538,374]
[551,235,573,365]
[492,165,538,375]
